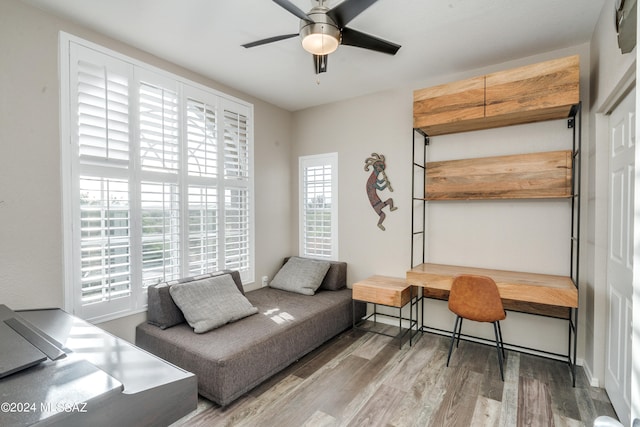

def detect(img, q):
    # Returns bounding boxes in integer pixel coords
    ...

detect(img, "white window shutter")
[71,43,134,320]
[223,108,250,181]
[79,177,131,304]
[187,186,218,275]
[140,181,181,286]
[224,187,250,272]
[75,48,130,167]
[139,82,180,173]
[63,34,254,322]
[300,154,338,260]
[186,98,218,178]
[221,105,252,277]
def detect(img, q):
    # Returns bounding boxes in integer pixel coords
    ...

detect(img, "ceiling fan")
[242,0,401,74]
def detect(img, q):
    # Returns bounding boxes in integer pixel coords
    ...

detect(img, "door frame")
[604,86,635,426]
[633,60,640,426]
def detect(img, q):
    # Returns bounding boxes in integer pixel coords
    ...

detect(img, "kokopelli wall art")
[364,153,397,231]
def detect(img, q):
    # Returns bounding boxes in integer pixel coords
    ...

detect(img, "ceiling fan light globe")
[299,12,341,56]
[302,32,339,55]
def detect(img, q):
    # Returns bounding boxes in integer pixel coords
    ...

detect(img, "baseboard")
[580,359,601,387]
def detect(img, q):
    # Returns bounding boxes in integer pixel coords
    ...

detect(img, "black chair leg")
[493,321,504,381]
[455,317,463,348]
[446,316,461,367]
[497,320,505,359]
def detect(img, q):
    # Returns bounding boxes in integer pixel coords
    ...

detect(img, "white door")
[605,88,635,427]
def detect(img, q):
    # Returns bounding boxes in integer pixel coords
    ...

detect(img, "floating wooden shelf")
[424,150,573,200]
[413,55,580,136]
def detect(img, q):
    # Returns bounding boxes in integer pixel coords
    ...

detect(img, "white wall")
[0,0,293,343]
[293,45,591,358]
[292,89,412,281]
[585,0,637,387]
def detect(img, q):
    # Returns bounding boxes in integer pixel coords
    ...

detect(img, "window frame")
[60,32,254,323]
[298,153,339,260]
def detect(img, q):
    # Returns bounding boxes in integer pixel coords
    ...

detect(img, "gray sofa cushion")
[269,257,331,295]
[282,257,347,291]
[318,260,347,291]
[147,270,243,330]
[169,274,258,333]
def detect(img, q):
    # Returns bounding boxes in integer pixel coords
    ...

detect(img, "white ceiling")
[21,0,606,111]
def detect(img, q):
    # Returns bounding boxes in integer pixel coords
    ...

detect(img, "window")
[61,33,254,322]
[299,153,338,259]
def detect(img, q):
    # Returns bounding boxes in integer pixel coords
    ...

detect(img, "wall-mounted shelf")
[424,150,573,200]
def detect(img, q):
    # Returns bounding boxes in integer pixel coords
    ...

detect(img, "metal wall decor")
[364,153,397,230]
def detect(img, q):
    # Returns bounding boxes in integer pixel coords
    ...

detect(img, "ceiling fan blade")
[273,0,313,23]
[327,0,378,27]
[340,27,401,55]
[242,33,299,48]
[313,54,328,74]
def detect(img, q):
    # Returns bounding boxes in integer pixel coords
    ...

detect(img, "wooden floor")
[172,323,617,427]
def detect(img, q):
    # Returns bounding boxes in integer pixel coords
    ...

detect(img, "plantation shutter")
[186,98,218,178]
[140,181,181,285]
[188,186,218,275]
[138,72,181,286]
[139,81,180,173]
[63,34,254,322]
[222,105,251,276]
[71,44,133,318]
[185,95,219,274]
[75,50,129,165]
[78,177,131,304]
[300,154,338,259]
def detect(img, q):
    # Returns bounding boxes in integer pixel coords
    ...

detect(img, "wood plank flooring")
[172,323,617,427]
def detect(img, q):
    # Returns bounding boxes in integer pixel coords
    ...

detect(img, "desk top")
[406,263,577,309]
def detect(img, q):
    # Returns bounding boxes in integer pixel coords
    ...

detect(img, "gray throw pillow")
[147,270,245,330]
[269,257,331,295]
[169,274,258,333]
[147,282,186,329]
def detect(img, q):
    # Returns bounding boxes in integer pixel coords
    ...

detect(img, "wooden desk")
[406,263,577,319]
[407,263,579,385]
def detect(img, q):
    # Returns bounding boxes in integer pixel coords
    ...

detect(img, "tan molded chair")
[446,274,507,380]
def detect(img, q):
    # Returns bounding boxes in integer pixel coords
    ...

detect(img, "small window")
[299,153,338,259]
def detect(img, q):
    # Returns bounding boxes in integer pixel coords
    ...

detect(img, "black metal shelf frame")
[410,103,582,386]
[411,129,428,269]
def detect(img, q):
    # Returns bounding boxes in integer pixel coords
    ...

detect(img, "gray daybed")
[135,258,366,406]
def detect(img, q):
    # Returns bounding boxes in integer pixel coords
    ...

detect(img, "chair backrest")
[448,274,506,322]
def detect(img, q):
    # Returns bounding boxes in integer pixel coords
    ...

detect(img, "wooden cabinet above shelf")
[413,55,580,136]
